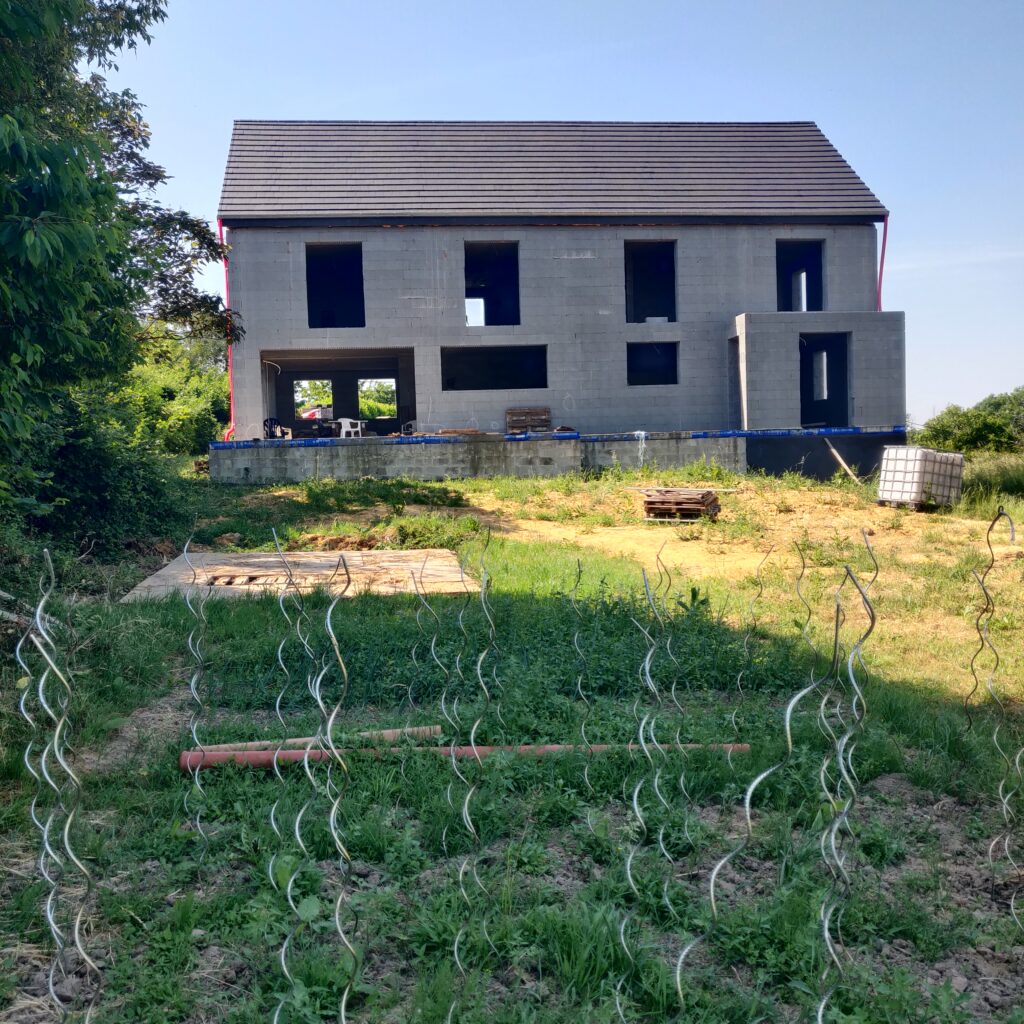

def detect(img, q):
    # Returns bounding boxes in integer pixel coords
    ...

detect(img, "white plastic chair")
[334,418,365,438]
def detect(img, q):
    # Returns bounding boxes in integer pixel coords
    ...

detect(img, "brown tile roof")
[219,120,887,223]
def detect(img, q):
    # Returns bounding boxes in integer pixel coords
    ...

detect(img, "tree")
[0,1,234,515]
[358,378,397,419]
[915,399,1020,454]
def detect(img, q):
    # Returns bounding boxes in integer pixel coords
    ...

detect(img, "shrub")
[120,347,229,456]
[26,388,188,552]
[915,403,1019,454]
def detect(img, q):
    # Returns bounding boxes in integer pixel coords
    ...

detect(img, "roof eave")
[218,211,888,229]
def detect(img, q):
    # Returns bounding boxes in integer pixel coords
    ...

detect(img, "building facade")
[218,121,905,450]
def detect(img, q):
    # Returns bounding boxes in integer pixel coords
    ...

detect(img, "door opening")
[799,333,848,428]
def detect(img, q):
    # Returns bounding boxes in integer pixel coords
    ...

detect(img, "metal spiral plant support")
[569,562,596,831]
[727,548,773,773]
[182,541,213,874]
[694,544,843,1012]
[324,569,360,1022]
[20,552,101,1020]
[971,507,1020,929]
[815,545,876,1024]
[270,531,321,1024]
[640,564,683,923]
[267,579,302,895]
[617,581,668,1021]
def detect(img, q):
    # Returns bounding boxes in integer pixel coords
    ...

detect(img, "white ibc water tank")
[877,446,964,507]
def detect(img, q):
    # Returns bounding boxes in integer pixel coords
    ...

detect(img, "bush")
[26,389,188,552]
[915,401,1020,454]
[120,346,229,455]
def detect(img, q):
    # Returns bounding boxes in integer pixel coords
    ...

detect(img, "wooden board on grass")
[123,549,476,601]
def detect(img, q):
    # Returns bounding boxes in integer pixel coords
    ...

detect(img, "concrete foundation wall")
[581,435,745,472]
[225,222,892,439]
[208,435,747,484]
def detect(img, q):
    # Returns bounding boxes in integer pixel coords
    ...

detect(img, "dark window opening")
[441,345,546,391]
[776,240,824,312]
[624,241,676,323]
[799,333,848,427]
[465,242,520,326]
[293,379,334,420]
[627,342,678,386]
[306,244,365,328]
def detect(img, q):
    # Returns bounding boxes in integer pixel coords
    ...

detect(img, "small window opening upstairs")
[465,242,520,326]
[626,342,678,386]
[624,241,676,323]
[306,244,365,328]
[441,345,546,390]
[776,240,823,311]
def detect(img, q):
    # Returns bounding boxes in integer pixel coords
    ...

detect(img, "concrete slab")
[122,549,475,601]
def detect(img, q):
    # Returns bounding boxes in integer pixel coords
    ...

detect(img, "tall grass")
[958,454,1024,520]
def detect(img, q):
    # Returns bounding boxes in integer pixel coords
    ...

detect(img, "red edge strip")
[218,217,235,441]
[876,213,889,312]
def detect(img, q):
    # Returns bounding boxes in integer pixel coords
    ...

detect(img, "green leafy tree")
[294,379,334,413]
[915,402,1020,454]
[117,326,229,454]
[358,379,397,419]
[0,1,235,520]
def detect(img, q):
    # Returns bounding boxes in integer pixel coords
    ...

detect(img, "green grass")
[2,472,1023,1022]
[958,454,1024,522]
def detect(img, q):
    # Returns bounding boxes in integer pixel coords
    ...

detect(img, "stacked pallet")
[640,487,721,521]
[505,406,551,433]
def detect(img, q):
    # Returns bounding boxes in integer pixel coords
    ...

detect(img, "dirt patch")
[472,482,1013,582]
[292,532,380,551]
[76,688,189,774]
[857,773,1024,1019]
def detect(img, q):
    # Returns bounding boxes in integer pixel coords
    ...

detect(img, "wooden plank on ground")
[122,549,476,601]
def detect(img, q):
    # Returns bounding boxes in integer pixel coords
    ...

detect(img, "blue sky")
[104,0,1023,424]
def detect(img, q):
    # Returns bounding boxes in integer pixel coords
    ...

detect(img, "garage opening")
[626,342,678,385]
[465,242,520,326]
[441,345,546,391]
[624,241,676,323]
[776,241,823,312]
[306,244,365,328]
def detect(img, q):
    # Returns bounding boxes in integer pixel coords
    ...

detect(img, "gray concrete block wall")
[209,438,581,484]
[733,312,906,430]
[208,436,747,484]
[581,436,745,472]
[225,222,889,438]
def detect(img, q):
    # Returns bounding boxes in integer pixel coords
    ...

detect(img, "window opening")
[624,241,676,323]
[626,342,678,386]
[358,378,397,420]
[776,241,823,311]
[293,379,334,420]
[464,242,520,326]
[306,244,365,328]
[812,350,828,401]
[441,345,546,391]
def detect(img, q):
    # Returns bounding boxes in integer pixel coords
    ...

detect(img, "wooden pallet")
[640,487,721,521]
[505,406,551,433]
